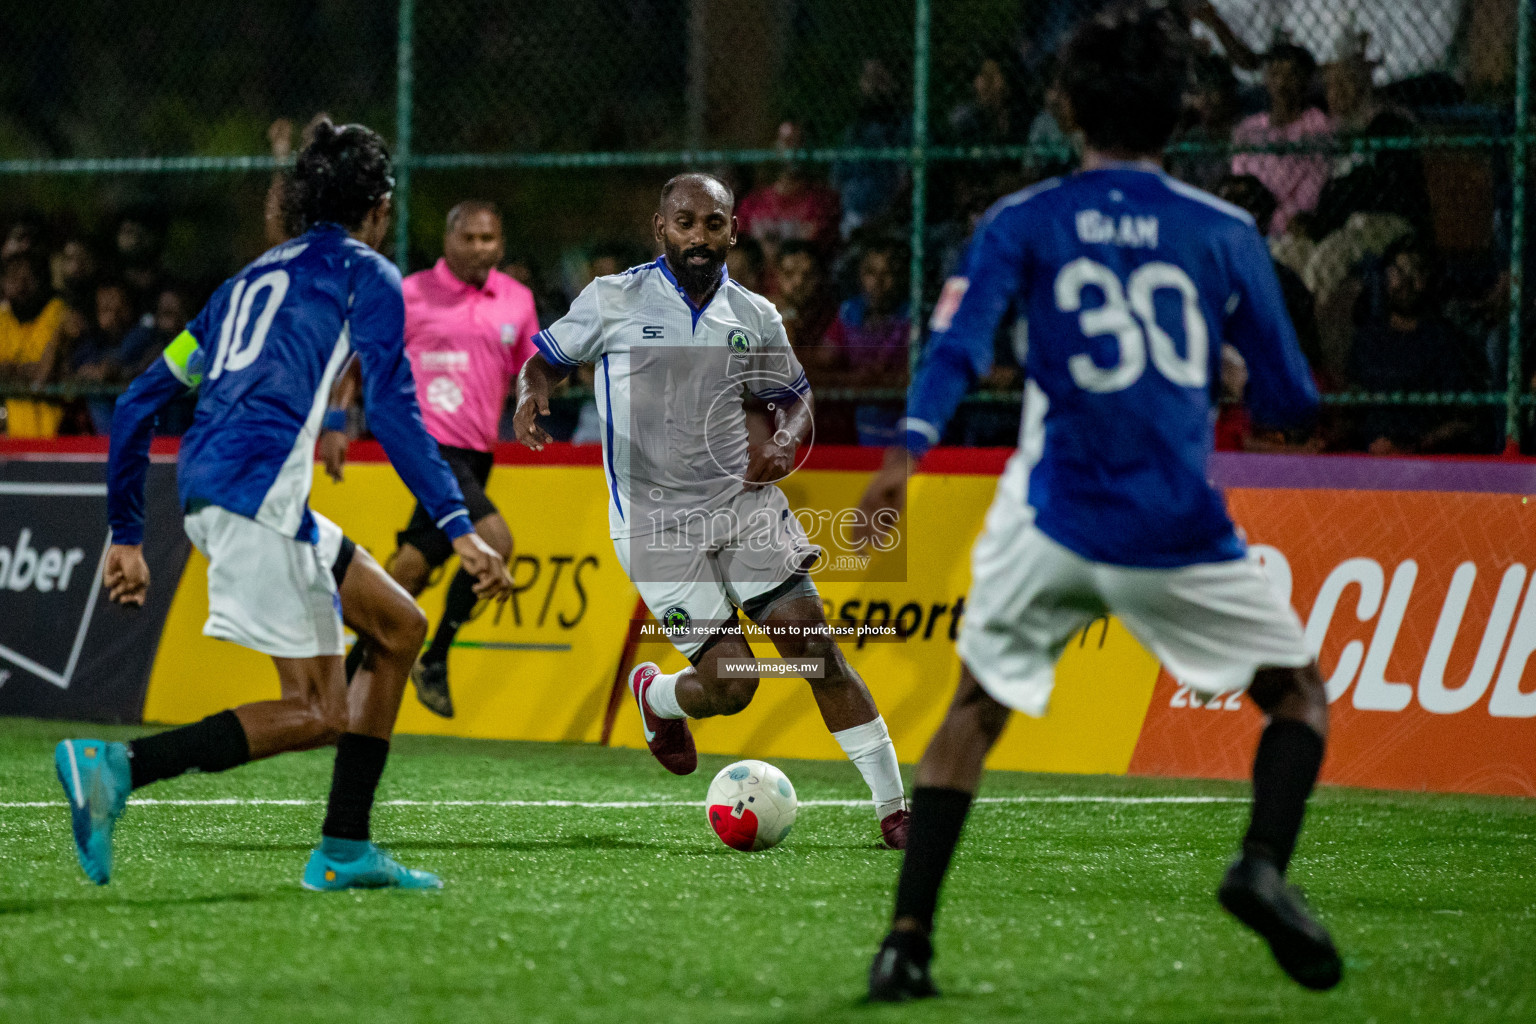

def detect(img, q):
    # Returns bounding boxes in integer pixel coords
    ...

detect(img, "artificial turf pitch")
[0,717,1532,1023]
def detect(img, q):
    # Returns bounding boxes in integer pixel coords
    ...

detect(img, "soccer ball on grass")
[705,759,797,851]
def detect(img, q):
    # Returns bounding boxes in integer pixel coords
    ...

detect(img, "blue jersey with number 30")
[903,165,1318,568]
[169,223,470,544]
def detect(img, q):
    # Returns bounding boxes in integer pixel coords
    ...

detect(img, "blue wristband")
[323,408,348,433]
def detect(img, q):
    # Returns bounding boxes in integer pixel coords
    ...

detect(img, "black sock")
[127,710,251,790]
[1243,718,1325,873]
[424,569,479,663]
[344,639,368,685]
[321,733,391,841]
[892,786,974,935]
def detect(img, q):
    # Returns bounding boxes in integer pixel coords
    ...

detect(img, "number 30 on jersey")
[1054,257,1209,393]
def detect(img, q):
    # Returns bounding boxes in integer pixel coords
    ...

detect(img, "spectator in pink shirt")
[326,200,538,717]
[736,121,841,291]
[1231,44,1332,237]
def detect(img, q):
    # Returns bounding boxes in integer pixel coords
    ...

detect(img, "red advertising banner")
[1130,455,1536,796]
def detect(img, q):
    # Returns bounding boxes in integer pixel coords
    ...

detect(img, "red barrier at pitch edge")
[0,437,1019,474]
[8,437,1536,477]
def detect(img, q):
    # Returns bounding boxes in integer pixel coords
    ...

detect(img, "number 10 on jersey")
[209,270,292,380]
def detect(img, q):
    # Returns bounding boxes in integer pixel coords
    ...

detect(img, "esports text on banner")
[607,467,1163,774]
[144,462,636,742]
[142,454,1160,775]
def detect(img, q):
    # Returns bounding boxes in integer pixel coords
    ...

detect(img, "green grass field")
[1,717,1533,1024]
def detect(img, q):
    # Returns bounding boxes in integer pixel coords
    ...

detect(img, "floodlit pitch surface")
[0,718,1531,1023]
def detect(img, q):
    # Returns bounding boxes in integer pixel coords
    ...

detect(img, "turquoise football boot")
[301,838,443,891]
[54,739,131,885]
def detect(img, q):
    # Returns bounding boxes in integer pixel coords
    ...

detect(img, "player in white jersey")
[514,173,909,849]
[861,3,1340,1001]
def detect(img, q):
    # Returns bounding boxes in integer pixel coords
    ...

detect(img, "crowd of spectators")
[1166,18,1499,456]
[903,2,1505,454]
[0,212,190,438]
[670,0,1505,452]
[0,1,1514,453]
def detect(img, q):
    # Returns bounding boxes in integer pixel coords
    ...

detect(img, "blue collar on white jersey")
[654,255,728,330]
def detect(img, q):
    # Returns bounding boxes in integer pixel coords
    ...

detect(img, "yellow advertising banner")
[144,463,637,745]
[607,467,1161,774]
[121,444,1536,797]
[142,455,1160,775]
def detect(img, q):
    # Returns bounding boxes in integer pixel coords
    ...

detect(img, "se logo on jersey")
[728,330,751,354]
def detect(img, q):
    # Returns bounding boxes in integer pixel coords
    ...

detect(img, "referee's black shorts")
[396,443,499,568]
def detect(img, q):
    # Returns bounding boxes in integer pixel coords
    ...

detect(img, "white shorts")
[957,486,1310,717]
[616,485,821,659]
[184,504,345,659]
[313,510,345,576]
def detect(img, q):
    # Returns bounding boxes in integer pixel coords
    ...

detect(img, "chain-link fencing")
[0,0,1528,451]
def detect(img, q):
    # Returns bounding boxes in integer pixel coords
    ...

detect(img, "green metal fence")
[0,0,1528,447]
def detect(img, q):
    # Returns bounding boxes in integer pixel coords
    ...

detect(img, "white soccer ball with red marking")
[705,760,797,851]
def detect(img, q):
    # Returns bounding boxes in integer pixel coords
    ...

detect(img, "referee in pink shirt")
[328,201,538,716]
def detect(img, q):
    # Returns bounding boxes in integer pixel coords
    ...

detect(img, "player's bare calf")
[635,586,909,847]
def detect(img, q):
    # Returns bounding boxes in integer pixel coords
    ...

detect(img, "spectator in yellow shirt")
[0,251,67,437]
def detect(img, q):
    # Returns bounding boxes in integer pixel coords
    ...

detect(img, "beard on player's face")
[666,239,727,296]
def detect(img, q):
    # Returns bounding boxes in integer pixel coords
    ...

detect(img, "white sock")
[832,715,905,820]
[644,671,688,720]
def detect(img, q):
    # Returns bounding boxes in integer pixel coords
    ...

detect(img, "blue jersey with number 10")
[903,165,1318,569]
[152,223,471,546]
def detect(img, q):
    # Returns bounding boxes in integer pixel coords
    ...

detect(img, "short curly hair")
[284,118,395,232]
[1058,1,1192,156]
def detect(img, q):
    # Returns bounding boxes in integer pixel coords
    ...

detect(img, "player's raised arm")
[104,322,210,606]
[515,280,607,450]
[901,215,1029,459]
[741,389,812,490]
[1222,224,1319,429]
[743,309,813,489]
[854,211,1028,545]
[347,256,511,601]
[513,353,562,450]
